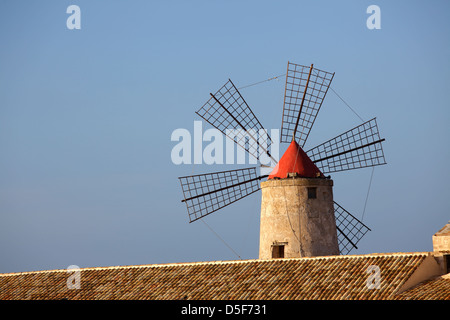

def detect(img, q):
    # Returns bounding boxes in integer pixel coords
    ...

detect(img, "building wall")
[433,235,450,253]
[259,177,339,259]
[432,221,450,254]
[432,221,450,274]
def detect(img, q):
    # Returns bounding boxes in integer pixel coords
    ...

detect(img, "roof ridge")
[0,251,431,277]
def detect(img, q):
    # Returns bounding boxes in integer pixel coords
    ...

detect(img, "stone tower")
[259,140,340,259]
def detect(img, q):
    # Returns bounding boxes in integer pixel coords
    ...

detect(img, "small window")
[272,245,285,259]
[307,187,317,199]
[445,255,450,273]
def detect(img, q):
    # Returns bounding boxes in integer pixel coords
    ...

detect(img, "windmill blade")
[307,118,386,174]
[179,167,267,223]
[280,62,335,146]
[195,79,276,164]
[334,201,371,255]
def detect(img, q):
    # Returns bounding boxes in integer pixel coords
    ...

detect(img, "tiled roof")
[396,274,450,300]
[1,252,442,300]
[434,222,450,236]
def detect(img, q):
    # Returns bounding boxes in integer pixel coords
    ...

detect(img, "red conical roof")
[268,140,323,179]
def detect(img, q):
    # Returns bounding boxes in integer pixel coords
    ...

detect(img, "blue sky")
[1,0,449,273]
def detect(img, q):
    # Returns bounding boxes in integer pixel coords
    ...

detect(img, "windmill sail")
[179,167,267,223]
[307,118,386,174]
[195,79,276,164]
[280,62,334,146]
[334,201,371,255]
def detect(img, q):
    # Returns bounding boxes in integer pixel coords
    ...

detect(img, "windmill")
[178,62,386,258]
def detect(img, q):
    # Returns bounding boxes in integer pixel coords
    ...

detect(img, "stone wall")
[432,221,450,254]
[259,177,339,259]
[432,221,450,274]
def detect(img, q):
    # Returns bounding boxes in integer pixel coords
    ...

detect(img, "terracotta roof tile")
[395,274,450,300]
[0,252,446,300]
